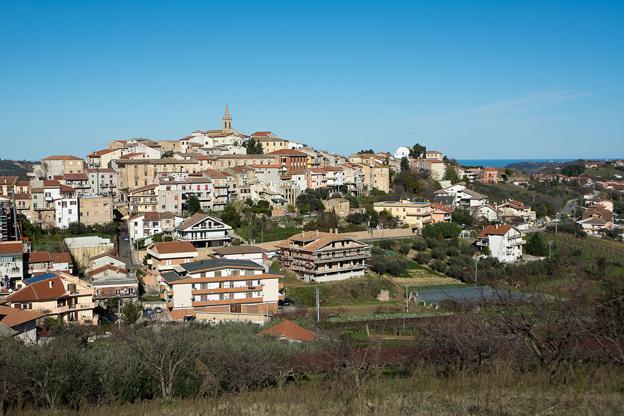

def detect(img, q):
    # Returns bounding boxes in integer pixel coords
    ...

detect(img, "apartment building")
[125,184,158,213]
[156,174,213,214]
[58,173,90,196]
[88,265,139,303]
[277,231,371,282]
[87,148,122,169]
[268,149,308,176]
[212,245,267,268]
[175,212,232,248]
[79,195,113,226]
[114,158,201,190]
[250,132,291,153]
[1,272,96,324]
[33,155,85,179]
[373,200,432,232]
[476,224,525,263]
[146,241,198,272]
[497,200,537,222]
[160,258,280,322]
[87,168,118,197]
[359,163,390,193]
[0,176,19,196]
[431,203,454,223]
[480,168,500,184]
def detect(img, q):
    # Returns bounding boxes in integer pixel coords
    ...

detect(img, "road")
[562,199,579,217]
[117,222,136,270]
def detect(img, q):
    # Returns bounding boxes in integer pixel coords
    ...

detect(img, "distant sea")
[457,159,576,168]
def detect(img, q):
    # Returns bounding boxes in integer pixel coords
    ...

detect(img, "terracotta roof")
[42,155,83,161]
[128,184,157,193]
[151,241,197,255]
[43,180,61,188]
[212,245,266,256]
[29,251,52,263]
[119,152,145,159]
[89,252,126,263]
[203,169,228,179]
[276,231,367,253]
[88,264,129,276]
[0,305,42,327]
[432,203,454,213]
[63,173,88,181]
[88,149,115,157]
[0,241,23,255]
[176,213,229,231]
[258,319,316,342]
[3,276,66,303]
[267,149,307,156]
[250,131,274,137]
[477,224,515,238]
[0,176,19,186]
[51,252,72,264]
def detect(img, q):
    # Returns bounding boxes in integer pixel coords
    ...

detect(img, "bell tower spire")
[222,104,232,131]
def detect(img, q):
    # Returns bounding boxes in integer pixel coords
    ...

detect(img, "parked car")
[183,315,196,322]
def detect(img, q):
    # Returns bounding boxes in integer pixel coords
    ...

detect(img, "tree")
[400,157,410,171]
[162,150,174,158]
[561,164,585,177]
[358,149,374,154]
[525,233,548,256]
[244,138,263,154]
[186,195,201,215]
[124,326,198,399]
[443,165,461,184]
[451,209,474,227]
[422,222,461,239]
[120,301,142,326]
[409,143,426,159]
[221,204,242,228]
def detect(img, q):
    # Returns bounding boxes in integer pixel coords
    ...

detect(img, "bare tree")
[123,326,198,399]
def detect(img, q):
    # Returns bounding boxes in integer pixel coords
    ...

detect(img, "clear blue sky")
[1,0,623,160]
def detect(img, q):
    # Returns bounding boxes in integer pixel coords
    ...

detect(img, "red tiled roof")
[477,224,515,238]
[151,241,197,255]
[0,305,42,327]
[51,252,72,264]
[42,155,83,161]
[250,131,273,137]
[3,276,66,303]
[0,241,23,255]
[258,319,316,342]
[0,176,19,186]
[89,264,128,276]
[88,149,115,157]
[29,251,52,263]
[267,149,307,156]
[63,173,88,181]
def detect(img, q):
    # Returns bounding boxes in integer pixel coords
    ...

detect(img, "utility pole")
[405,285,409,313]
[548,240,553,260]
[315,287,320,323]
[474,257,478,286]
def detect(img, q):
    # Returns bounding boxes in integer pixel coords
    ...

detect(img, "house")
[212,245,267,268]
[476,204,500,222]
[425,150,444,161]
[267,149,308,177]
[0,241,26,289]
[88,253,127,271]
[160,258,281,323]
[476,224,525,263]
[413,159,446,181]
[258,319,316,343]
[127,211,181,244]
[88,265,139,303]
[373,200,432,232]
[27,251,73,275]
[86,168,118,197]
[480,168,500,184]
[33,155,85,180]
[577,217,612,237]
[498,200,536,222]
[0,305,41,343]
[277,231,371,282]
[175,212,232,248]
[125,184,158,214]
[431,203,454,223]
[1,272,96,324]
[147,241,198,272]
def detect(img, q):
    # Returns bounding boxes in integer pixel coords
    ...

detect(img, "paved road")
[117,222,136,269]
[562,199,579,216]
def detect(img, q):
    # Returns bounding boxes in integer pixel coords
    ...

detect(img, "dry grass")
[16,365,624,416]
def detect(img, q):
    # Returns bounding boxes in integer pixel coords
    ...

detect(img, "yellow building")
[373,200,432,232]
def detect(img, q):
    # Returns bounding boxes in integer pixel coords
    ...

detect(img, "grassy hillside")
[16,368,623,416]
[0,159,34,178]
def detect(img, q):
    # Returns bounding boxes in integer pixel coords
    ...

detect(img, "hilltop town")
[0,107,623,414]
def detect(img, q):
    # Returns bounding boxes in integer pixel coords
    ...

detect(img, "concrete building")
[147,241,198,272]
[27,251,72,275]
[212,245,267,268]
[33,155,85,180]
[277,231,371,282]
[127,211,181,244]
[79,195,113,226]
[160,258,281,322]
[64,236,114,269]
[476,224,525,263]
[0,241,26,289]
[88,265,139,304]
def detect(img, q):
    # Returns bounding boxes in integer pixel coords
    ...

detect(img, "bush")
[422,222,461,239]
[525,232,548,256]
[411,238,428,251]
[414,252,431,265]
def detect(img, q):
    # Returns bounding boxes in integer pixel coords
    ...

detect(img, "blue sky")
[1,0,623,160]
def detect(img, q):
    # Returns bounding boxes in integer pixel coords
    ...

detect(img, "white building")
[394,146,410,159]
[476,224,525,263]
[175,212,232,248]
[127,211,183,244]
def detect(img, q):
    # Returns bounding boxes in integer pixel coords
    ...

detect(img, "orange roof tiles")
[258,319,316,342]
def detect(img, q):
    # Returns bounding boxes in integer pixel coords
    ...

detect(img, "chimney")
[48,280,53,288]
[315,230,319,237]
